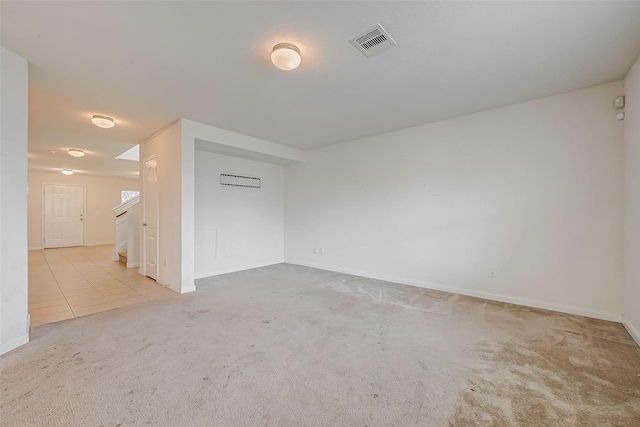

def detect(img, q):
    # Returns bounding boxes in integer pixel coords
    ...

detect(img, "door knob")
[142,223,148,226]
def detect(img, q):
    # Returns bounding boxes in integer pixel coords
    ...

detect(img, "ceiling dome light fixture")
[91,114,115,129]
[68,149,85,157]
[271,43,301,71]
[61,169,74,175]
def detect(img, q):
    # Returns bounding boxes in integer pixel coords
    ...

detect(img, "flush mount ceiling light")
[91,114,115,128]
[271,43,301,71]
[61,169,74,175]
[68,149,85,157]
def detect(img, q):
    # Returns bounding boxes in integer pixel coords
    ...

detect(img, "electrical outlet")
[488,267,496,278]
[318,247,324,255]
[313,247,318,254]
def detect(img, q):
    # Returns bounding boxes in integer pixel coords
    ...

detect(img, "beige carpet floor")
[1,264,639,426]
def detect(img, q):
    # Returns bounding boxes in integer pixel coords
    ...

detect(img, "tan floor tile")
[29,264,48,270]
[47,258,77,273]
[58,281,93,291]
[29,280,59,288]
[91,279,126,289]
[99,285,135,296]
[93,286,130,296]
[44,257,70,263]
[104,289,141,302]
[29,287,61,297]
[46,267,72,273]
[29,281,57,288]
[47,265,74,271]
[30,310,74,326]
[127,282,161,294]
[29,272,56,281]
[95,261,117,268]
[67,295,110,308]
[31,270,56,277]
[106,274,138,283]
[50,268,80,277]
[28,269,51,275]
[73,263,103,273]
[29,246,168,326]
[112,269,146,277]
[29,269,50,276]
[64,291,103,301]
[53,274,87,285]
[72,302,114,317]
[62,287,101,297]
[97,266,119,273]
[121,274,158,284]
[29,297,68,310]
[93,279,129,289]
[83,271,116,281]
[30,303,73,316]
[29,293,66,304]
[111,295,148,308]
[102,271,126,279]
[64,292,104,303]
[53,272,84,279]
[29,278,57,286]
[28,294,63,303]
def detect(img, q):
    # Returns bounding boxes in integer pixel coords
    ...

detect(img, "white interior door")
[143,157,158,280]
[44,184,84,248]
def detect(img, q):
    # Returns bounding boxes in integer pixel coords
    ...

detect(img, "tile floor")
[29,245,176,326]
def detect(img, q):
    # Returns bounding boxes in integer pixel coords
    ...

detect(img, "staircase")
[112,196,140,268]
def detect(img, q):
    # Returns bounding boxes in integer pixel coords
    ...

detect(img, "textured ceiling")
[2,1,640,177]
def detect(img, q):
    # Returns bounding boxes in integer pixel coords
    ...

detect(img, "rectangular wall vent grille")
[220,174,261,188]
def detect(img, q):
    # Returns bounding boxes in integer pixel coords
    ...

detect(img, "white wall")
[623,55,640,345]
[285,81,624,321]
[27,170,140,249]
[194,151,284,278]
[1,47,29,354]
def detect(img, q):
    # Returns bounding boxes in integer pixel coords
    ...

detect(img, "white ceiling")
[2,1,640,177]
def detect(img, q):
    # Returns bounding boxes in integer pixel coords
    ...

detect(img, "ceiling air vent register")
[349,24,396,58]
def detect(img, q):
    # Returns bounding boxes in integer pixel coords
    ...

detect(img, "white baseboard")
[194,260,284,280]
[32,242,113,250]
[85,241,114,247]
[622,316,640,348]
[286,260,622,323]
[126,261,140,268]
[1,333,29,355]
